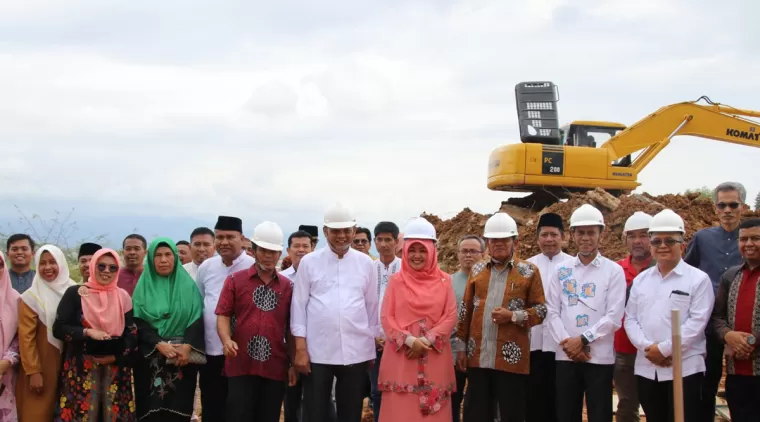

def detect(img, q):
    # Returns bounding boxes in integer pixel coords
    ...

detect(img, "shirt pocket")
[668,294,691,316]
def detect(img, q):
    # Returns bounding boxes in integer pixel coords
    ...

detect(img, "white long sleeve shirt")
[196,252,255,356]
[290,247,380,365]
[183,261,200,281]
[545,253,626,365]
[375,256,401,338]
[624,260,714,381]
[528,251,572,352]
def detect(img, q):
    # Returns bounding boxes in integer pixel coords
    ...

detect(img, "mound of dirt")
[424,188,759,272]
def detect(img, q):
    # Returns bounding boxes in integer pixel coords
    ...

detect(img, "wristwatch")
[580,334,590,346]
[748,335,756,346]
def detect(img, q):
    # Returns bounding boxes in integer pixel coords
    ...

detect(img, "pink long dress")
[377,260,458,422]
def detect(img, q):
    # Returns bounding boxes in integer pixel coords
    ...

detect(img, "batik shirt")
[454,258,546,375]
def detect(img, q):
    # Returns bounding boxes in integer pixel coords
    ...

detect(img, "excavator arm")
[602,98,760,173]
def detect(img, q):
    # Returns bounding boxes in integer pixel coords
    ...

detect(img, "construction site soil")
[423,188,759,273]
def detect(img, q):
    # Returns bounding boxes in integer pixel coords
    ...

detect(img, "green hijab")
[132,237,203,338]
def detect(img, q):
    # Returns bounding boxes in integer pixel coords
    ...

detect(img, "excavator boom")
[487,85,760,198]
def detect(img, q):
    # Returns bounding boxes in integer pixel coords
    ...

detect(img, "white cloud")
[1,0,759,235]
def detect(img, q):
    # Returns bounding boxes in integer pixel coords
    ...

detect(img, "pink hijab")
[82,249,132,336]
[0,251,20,354]
[393,239,451,327]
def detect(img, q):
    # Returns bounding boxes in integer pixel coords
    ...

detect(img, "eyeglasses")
[716,202,741,210]
[459,249,483,256]
[97,264,119,273]
[650,238,683,247]
[353,239,369,245]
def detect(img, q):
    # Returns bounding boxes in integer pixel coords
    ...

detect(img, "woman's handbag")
[164,337,207,365]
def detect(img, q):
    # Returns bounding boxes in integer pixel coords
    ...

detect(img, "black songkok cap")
[537,213,564,231]
[299,225,319,238]
[215,216,243,233]
[78,242,102,258]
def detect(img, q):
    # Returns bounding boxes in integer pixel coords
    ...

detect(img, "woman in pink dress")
[377,218,458,422]
[0,251,21,422]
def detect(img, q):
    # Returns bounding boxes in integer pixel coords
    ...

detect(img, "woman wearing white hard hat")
[377,217,458,422]
[624,209,714,422]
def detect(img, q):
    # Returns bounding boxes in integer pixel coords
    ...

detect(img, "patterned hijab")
[131,238,203,338]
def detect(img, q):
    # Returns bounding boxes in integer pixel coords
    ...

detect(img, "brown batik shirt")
[454,258,546,374]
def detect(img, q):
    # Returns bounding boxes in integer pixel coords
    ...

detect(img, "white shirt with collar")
[375,256,401,339]
[528,251,572,353]
[290,247,380,365]
[196,251,255,356]
[183,261,200,281]
[280,265,296,279]
[545,253,627,365]
[624,259,714,381]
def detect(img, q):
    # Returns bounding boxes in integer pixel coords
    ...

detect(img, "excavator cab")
[561,122,632,166]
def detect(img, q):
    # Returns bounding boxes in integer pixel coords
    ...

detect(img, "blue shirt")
[684,226,742,293]
[10,269,35,294]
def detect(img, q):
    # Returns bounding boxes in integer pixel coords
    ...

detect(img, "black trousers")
[697,334,723,422]
[226,375,287,422]
[302,361,369,422]
[637,372,703,422]
[555,361,614,422]
[527,351,557,422]
[451,368,467,422]
[725,374,760,422]
[200,355,228,422]
[283,376,303,422]
[464,367,527,422]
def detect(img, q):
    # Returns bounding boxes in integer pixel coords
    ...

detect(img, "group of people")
[0,181,757,422]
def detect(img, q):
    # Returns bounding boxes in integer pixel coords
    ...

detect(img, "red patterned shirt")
[215,265,293,381]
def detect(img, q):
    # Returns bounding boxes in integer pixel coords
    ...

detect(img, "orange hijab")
[393,239,451,327]
[82,249,133,336]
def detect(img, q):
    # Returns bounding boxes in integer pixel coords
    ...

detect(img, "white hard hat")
[569,204,605,228]
[323,203,356,229]
[252,221,284,251]
[624,211,653,233]
[648,209,685,234]
[403,217,437,241]
[483,212,518,238]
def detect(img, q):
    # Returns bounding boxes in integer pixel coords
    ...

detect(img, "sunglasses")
[650,238,683,247]
[97,264,119,273]
[716,202,741,210]
[353,239,369,245]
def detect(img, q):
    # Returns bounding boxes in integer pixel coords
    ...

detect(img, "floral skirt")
[55,359,135,422]
[379,391,453,422]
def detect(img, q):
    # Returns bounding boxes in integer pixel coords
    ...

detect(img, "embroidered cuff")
[512,310,527,324]
[425,335,445,353]
[404,335,417,348]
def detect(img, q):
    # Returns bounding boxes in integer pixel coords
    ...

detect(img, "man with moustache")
[685,181,749,422]
[449,234,485,422]
[118,234,147,296]
[613,212,654,422]
[526,213,571,422]
[196,216,255,421]
[291,203,379,422]
[242,237,254,258]
[217,221,297,422]
[625,209,713,422]
[184,227,216,280]
[544,204,627,422]
[77,242,102,282]
[6,234,36,293]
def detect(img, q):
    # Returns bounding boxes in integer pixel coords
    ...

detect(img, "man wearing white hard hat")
[526,212,571,422]
[455,212,546,422]
[624,209,714,422]
[613,211,654,422]
[544,204,626,422]
[216,221,296,422]
[291,203,379,422]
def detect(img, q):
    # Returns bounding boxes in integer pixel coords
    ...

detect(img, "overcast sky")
[2,0,758,246]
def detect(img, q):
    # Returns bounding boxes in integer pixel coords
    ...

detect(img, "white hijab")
[20,245,76,350]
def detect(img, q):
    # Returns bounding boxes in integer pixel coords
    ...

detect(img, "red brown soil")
[423,188,759,272]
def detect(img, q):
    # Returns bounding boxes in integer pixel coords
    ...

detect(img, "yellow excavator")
[488,81,760,204]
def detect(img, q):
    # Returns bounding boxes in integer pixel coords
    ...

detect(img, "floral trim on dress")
[379,318,454,416]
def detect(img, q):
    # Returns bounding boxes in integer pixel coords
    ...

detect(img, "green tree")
[755,191,760,211]
[685,185,712,200]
